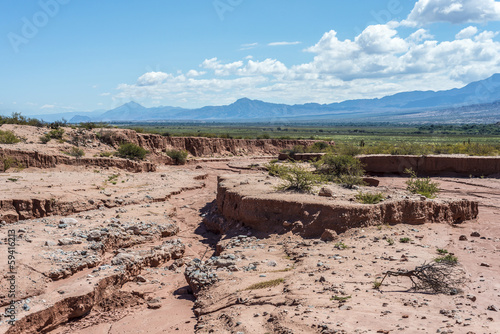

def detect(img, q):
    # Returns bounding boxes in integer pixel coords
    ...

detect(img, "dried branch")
[377,262,464,294]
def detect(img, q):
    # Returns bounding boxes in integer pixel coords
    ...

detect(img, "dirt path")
[47,160,259,334]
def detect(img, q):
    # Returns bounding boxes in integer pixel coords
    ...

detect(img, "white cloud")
[137,72,170,86]
[355,24,408,54]
[114,23,500,107]
[238,59,288,76]
[186,70,205,77]
[456,26,478,39]
[41,104,55,109]
[268,41,301,46]
[240,42,258,50]
[100,92,111,96]
[404,0,500,26]
[408,29,434,42]
[201,57,243,76]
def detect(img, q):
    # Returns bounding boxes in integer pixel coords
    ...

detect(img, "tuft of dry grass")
[245,278,284,290]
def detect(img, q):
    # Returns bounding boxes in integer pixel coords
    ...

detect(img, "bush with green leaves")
[316,154,364,177]
[314,154,366,188]
[405,168,440,198]
[40,134,51,144]
[265,162,290,177]
[166,149,189,165]
[116,143,148,160]
[434,254,458,265]
[66,146,85,158]
[355,191,385,204]
[275,164,323,193]
[0,130,20,144]
[48,128,65,139]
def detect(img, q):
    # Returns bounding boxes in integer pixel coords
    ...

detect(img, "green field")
[119,122,500,143]
[116,122,500,156]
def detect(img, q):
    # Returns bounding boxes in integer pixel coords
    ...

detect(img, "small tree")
[116,143,148,160]
[166,149,189,165]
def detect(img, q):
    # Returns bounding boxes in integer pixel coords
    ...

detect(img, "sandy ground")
[0,127,498,333]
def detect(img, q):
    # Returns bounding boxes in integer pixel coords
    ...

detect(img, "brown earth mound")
[359,154,500,176]
[214,175,478,238]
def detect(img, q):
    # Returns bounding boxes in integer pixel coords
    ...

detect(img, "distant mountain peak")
[122,101,144,108]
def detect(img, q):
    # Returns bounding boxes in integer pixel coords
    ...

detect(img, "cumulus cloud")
[408,29,434,42]
[355,24,408,54]
[456,26,479,39]
[404,0,500,26]
[186,70,205,77]
[201,57,243,76]
[137,72,170,86]
[114,23,500,107]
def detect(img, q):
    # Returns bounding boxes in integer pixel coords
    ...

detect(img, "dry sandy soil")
[0,125,499,334]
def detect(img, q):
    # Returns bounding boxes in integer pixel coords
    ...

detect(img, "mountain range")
[28,73,500,123]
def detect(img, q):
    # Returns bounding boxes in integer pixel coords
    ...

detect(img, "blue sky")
[1,0,500,115]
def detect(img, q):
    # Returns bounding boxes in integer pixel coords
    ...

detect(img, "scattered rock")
[318,187,334,197]
[459,235,468,241]
[470,231,480,237]
[487,305,498,312]
[320,229,338,242]
[60,218,78,225]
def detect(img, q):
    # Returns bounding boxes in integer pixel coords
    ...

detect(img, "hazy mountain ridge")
[22,74,500,123]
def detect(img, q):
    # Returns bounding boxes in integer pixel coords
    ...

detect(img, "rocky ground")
[0,125,498,333]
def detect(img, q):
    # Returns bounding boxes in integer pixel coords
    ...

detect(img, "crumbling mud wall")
[215,176,478,238]
[0,147,155,173]
[358,155,500,176]
[98,129,321,157]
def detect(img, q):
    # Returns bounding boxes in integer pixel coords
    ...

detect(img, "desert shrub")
[334,242,349,249]
[275,164,323,193]
[116,143,148,160]
[0,112,45,127]
[331,295,351,302]
[399,237,411,243]
[48,128,65,140]
[40,134,51,144]
[405,168,440,198]
[166,149,189,165]
[336,143,363,156]
[281,145,306,155]
[435,254,458,264]
[265,162,289,177]
[0,130,20,144]
[1,157,16,171]
[78,122,110,130]
[335,174,366,189]
[257,133,271,139]
[355,191,385,204]
[316,154,364,177]
[437,248,448,255]
[49,119,67,129]
[99,151,113,157]
[66,146,85,158]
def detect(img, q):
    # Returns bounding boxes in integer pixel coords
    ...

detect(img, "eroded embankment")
[3,239,185,334]
[359,154,500,176]
[0,147,155,173]
[100,128,322,157]
[0,183,205,224]
[214,175,478,238]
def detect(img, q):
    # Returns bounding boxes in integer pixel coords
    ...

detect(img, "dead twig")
[377,262,464,294]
